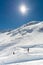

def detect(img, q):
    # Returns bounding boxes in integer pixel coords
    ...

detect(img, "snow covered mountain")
[0,21,43,65]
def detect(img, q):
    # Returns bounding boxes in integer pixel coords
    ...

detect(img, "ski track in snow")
[0,21,43,65]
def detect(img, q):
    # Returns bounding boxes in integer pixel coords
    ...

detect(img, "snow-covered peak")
[0,21,43,46]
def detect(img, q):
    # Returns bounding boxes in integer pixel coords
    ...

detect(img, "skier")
[27,48,29,53]
[13,52,15,55]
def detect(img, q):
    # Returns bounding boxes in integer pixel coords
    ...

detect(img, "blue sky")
[0,0,43,31]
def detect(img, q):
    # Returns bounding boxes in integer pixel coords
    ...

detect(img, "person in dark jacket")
[27,48,29,53]
[13,52,15,55]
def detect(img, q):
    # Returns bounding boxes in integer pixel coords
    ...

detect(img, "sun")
[20,5,27,14]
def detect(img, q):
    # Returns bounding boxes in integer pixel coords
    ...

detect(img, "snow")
[0,21,43,65]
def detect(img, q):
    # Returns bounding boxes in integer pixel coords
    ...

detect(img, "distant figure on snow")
[13,52,15,55]
[27,48,29,53]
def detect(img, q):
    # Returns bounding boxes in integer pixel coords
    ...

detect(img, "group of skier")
[13,48,29,55]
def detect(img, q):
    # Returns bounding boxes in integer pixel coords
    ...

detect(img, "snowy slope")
[0,21,43,65]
